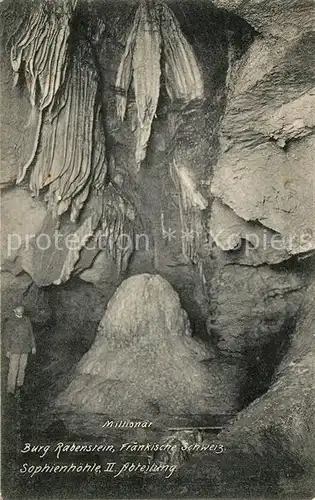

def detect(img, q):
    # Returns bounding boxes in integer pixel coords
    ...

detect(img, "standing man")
[3,306,36,394]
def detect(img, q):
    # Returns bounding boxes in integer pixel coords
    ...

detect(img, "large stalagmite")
[55,274,243,432]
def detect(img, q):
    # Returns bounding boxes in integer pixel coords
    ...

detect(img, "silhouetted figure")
[4,306,36,394]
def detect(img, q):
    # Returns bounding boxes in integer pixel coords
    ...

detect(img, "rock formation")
[179,279,315,497]
[210,0,315,254]
[219,279,315,480]
[55,274,244,434]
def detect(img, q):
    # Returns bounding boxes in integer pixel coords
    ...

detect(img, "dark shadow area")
[238,314,298,408]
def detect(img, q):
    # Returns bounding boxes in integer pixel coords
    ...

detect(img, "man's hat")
[13,305,24,313]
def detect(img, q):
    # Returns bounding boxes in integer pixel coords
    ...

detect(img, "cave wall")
[209,0,315,252]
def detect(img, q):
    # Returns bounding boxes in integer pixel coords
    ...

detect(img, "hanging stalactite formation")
[160,3,204,102]
[115,0,204,169]
[6,0,206,278]
[28,38,106,222]
[116,0,161,168]
[170,159,207,264]
[10,0,77,110]
[6,0,136,280]
[98,183,135,274]
[9,0,78,183]
[133,1,161,167]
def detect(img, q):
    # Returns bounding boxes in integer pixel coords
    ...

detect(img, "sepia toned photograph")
[1,0,314,498]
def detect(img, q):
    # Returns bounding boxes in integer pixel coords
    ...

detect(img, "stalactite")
[116,0,161,169]
[29,38,106,222]
[10,0,77,182]
[7,0,136,281]
[159,2,204,102]
[115,0,204,169]
[170,159,207,264]
[98,183,135,275]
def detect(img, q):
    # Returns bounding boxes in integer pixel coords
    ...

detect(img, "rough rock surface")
[204,253,309,405]
[55,274,244,433]
[155,278,315,499]
[213,278,315,495]
[21,201,102,287]
[210,199,291,265]
[208,263,304,356]
[210,0,315,41]
[203,0,315,410]
[220,278,315,435]
[209,5,315,254]
[1,188,46,269]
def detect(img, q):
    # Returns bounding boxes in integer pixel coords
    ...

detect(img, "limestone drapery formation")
[115,0,204,168]
[28,39,107,222]
[2,0,123,287]
[9,0,78,184]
